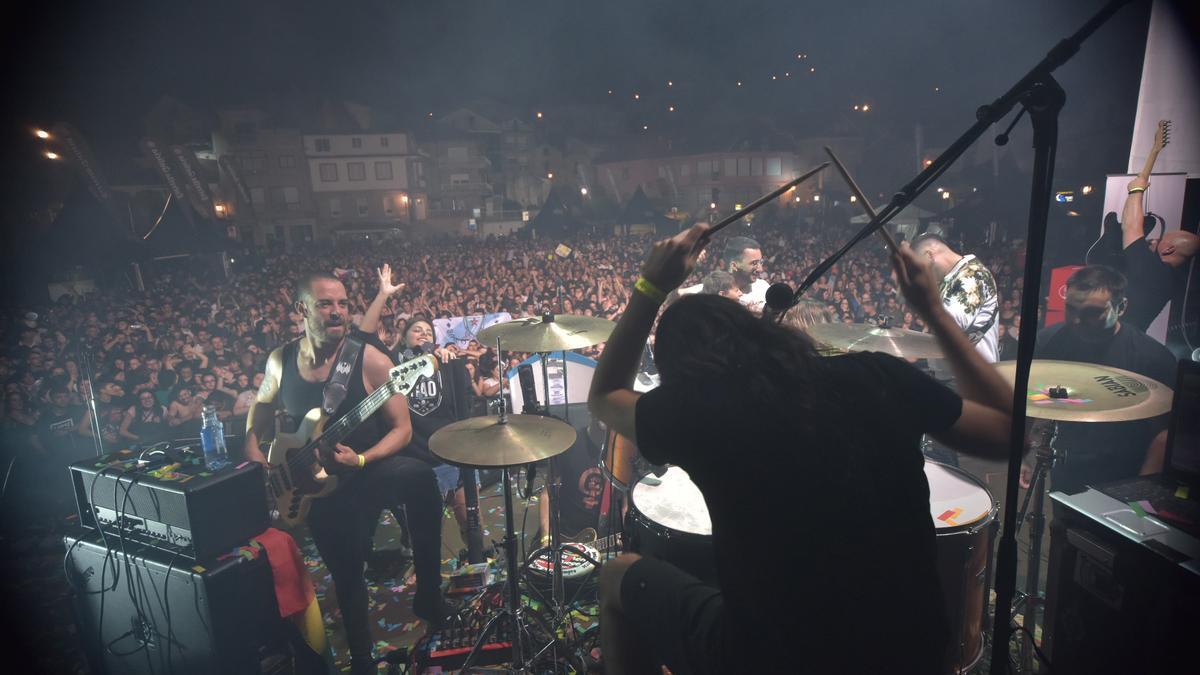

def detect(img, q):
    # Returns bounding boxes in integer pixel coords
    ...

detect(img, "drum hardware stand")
[462,339,529,672]
[1012,419,1061,673]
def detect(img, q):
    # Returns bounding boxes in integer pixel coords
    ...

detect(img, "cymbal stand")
[463,338,528,671]
[1013,420,1060,673]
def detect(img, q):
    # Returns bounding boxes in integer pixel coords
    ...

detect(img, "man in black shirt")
[32,385,88,519]
[589,225,1013,674]
[1025,265,1177,494]
[1120,175,1198,331]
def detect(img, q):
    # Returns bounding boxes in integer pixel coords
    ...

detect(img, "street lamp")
[580,187,588,196]
[536,111,543,119]
[547,172,554,179]
[44,151,60,160]
[1081,185,1094,195]
[34,129,50,139]
[812,194,821,203]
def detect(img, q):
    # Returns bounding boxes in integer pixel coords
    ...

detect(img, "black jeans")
[306,454,443,660]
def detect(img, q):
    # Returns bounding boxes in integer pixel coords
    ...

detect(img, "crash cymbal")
[995,360,1173,422]
[429,414,578,468]
[477,314,616,352]
[804,322,944,360]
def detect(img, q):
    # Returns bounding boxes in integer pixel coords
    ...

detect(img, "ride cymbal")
[804,322,944,360]
[477,314,615,352]
[996,360,1173,422]
[429,414,578,468]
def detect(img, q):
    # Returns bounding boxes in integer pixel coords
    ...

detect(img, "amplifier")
[64,531,286,675]
[71,448,268,562]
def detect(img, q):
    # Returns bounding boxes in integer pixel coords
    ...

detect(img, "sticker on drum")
[630,466,712,536]
[925,460,994,531]
[528,542,600,580]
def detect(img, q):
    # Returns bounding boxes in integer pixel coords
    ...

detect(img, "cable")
[1011,621,1052,671]
[161,546,184,675]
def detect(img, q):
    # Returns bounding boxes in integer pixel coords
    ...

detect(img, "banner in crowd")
[433,313,513,348]
[171,144,215,218]
[139,137,196,226]
[51,122,125,228]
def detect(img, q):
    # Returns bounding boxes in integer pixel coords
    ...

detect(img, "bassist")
[244,272,448,674]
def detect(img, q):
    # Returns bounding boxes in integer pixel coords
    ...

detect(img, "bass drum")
[625,466,716,584]
[926,460,997,675]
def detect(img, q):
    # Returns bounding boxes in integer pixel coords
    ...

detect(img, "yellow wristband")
[1128,186,1147,194]
[357,454,366,468]
[635,277,667,304]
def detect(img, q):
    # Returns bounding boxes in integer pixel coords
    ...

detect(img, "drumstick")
[701,162,830,241]
[823,146,899,251]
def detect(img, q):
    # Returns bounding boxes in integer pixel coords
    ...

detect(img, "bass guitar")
[265,354,437,528]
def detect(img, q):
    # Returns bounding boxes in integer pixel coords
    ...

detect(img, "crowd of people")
[0,213,1028,519]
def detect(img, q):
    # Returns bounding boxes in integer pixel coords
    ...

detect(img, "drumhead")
[630,466,712,536]
[925,460,995,531]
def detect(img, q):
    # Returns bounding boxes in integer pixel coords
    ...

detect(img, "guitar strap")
[322,334,364,415]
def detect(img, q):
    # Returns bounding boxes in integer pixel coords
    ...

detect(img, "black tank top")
[278,338,390,456]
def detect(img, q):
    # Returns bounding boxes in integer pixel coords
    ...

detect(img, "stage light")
[607,90,613,95]
[1081,185,1094,195]
[45,151,60,160]
[771,75,777,81]
[853,105,860,111]
[34,129,50,139]
[668,106,675,112]
[861,104,870,112]
[580,187,588,196]
[428,112,433,117]
[810,67,816,73]
[849,195,857,203]
[547,172,554,179]
[813,194,821,202]
[400,194,409,204]
[942,191,951,200]
[737,81,743,87]
[936,187,944,193]
[785,72,790,77]
[642,125,649,130]
[214,204,226,214]
[795,196,801,202]
[924,159,933,167]
[709,202,717,209]
[667,81,673,87]
[734,203,743,210]
[536,111,543,119]
[634,93,640,100]
[934,86,941,92]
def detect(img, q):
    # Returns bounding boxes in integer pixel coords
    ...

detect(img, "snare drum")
[925,460,997,675]
[626,466,716,583]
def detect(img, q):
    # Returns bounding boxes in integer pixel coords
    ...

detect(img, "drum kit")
[806,321,1174,673]
[424,311,1174,673]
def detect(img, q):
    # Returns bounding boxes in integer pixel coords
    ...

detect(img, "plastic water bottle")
[200,405,229,470]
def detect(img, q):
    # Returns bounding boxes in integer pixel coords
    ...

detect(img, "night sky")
[0,0,1158,215]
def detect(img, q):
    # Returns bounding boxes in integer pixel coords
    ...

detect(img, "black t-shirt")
[35,405,86,456]
[1122,240,1176,331]
[396,349,473,467]
[553,424,605,537]
[634,352,962,672]
[1035,323,1177,493]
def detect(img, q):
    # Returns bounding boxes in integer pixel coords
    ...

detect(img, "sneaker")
[412,591,452,629]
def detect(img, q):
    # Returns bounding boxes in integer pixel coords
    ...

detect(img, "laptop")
[1094,359,1200,538]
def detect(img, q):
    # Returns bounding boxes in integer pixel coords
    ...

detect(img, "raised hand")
[889,241,941,321]
[640,223,712,293]
[376,264,405,297]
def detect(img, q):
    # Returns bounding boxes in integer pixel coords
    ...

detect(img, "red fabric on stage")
[253,527,317,618]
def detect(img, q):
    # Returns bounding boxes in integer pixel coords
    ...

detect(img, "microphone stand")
[761,2,1134,671]
[78,340,106,458]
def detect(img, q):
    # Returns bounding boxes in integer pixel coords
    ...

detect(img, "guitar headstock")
[1153,119,1172,153]
[389,354,438,395]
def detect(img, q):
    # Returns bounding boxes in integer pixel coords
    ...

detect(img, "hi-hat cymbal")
[477,314,615,353]
[804,322,944,360]
[429,414,578,468]
[995,360,1173,422]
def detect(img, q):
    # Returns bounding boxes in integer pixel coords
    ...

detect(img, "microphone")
[765,282,795,314]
